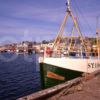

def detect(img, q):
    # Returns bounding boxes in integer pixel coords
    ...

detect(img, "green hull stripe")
[40,63,82,89]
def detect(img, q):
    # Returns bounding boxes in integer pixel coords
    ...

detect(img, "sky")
[0,0,100,44]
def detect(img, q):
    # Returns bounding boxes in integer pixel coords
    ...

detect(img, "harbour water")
[0,52,41,100]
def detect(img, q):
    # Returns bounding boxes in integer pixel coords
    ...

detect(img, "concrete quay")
[18,70,100,100]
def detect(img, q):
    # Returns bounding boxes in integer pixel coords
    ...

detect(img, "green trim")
[40,63,83,88]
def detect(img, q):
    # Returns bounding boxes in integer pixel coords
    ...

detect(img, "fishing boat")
[39,0,100,88]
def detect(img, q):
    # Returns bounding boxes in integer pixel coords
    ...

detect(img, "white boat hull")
[42,57,100,73]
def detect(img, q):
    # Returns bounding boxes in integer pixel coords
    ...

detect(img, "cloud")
[0,0,100,44]
[0,2,64,42]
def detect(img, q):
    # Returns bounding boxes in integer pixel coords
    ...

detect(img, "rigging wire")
[73,0,94,36]
[71,1,83,35]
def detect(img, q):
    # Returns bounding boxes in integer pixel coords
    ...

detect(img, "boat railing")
[44,49,99,59]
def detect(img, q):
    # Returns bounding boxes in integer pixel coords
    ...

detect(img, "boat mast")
[66,0,86,54]
[53,0,87,55]
[96,16,100,59]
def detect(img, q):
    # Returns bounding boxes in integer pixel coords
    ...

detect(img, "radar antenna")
[66,0,71,12]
